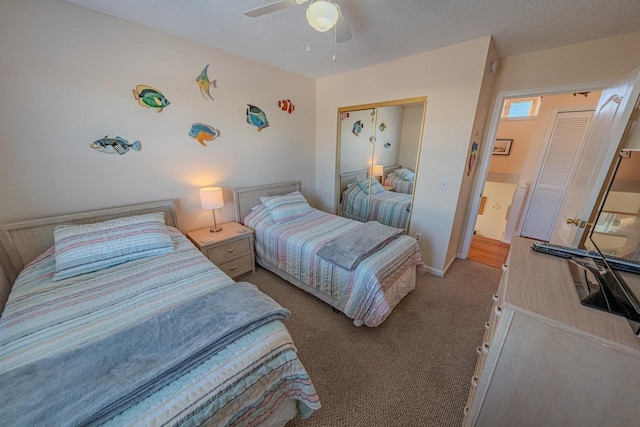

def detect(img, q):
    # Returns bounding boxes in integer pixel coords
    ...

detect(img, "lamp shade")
[373,165,384,177]
[306,1,339,32]
[200,187,224,210]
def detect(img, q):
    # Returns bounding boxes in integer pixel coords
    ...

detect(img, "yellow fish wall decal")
[196,64,216,101]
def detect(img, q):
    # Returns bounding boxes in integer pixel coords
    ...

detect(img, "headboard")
[384,164,402,181]
[0,199,178,285]
[233,181,301,225]
[339,170,368,198]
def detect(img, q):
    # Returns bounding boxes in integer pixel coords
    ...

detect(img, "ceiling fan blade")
[244,0,299,18]
[334,4,352,43]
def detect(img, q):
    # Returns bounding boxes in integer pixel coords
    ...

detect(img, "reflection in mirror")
[336,97,426,231]
[589,150,640,261]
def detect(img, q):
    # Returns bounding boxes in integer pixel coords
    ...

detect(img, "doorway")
[467,92,601,268]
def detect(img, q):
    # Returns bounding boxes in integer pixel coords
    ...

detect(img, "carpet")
[244,258,502,426]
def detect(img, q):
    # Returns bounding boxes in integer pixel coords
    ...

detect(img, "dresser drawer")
[217,254,253,278]
[206,237,251,263]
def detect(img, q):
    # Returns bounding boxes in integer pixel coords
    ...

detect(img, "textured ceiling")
[64,0,640,79]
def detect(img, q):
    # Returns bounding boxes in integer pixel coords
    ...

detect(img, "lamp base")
[209,226,222,233]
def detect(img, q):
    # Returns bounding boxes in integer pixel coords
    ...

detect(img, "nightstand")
[187,222,255,279]
[382,185,394,191]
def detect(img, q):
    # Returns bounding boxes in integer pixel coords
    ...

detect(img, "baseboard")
[442,256,457,275]
[422,264,444,277]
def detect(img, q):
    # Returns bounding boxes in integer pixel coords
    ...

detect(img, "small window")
[502,97,541,119]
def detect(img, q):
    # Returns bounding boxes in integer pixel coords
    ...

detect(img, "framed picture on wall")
[493,139,513,155]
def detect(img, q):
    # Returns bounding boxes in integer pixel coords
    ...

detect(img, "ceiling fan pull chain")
[332,25,337,62]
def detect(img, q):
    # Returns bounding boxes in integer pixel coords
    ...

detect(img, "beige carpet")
[243,258,502,427]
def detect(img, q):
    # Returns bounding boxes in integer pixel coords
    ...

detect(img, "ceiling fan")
[244,0,352,43]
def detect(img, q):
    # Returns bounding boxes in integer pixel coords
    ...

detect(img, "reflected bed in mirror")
[335,97,427,231]
[588,150,640,262]
[339,168,412,229]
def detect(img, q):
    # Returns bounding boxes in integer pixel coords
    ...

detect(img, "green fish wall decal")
[132,84,170,113]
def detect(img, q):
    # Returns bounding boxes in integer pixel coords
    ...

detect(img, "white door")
[551,66,640,247]
[520,110,594,241]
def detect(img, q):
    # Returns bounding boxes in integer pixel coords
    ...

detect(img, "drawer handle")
[228,265,237,270]
[482,343,490,353]
[464,406,469,416]
[502,264,508,271]
[494,306,502,316]
[492,294,499,302]
[472,375,479,386]
[226,248,235,253]
[484,322,490,329]
[476,346,482,355]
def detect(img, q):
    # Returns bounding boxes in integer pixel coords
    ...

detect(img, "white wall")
[475,181,517,240]
[450,41,499,266]
[493,31,640,95]
[0,0,316,231]
[0,0,316,310]
[315,37,493,274]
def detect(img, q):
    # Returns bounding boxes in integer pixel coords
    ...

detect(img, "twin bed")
[0,182,423,425]
[234,182,423,327]
[0,200,318,426]
[339,167,415,230]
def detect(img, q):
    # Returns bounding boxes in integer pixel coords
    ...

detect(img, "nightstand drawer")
[206,238,251,263]
[217,254,253,278]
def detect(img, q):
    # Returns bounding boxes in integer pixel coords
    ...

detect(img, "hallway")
[468,235,510,269]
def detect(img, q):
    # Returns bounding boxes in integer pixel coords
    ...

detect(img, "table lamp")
[200,187,224,232]
[373,165,384,183]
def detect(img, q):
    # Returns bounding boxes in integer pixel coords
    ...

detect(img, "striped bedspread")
[245,207,423,326]
[384,172,414,194]
[340,183,412,229]
[0,228,319,426]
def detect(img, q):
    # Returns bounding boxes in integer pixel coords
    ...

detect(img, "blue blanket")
[0,282,290,426]
[316,221,405,270]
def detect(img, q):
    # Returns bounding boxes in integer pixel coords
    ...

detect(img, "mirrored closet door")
[336,97,427,231]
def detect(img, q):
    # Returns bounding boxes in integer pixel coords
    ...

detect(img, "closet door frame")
[518,106,595,241]
[335,96,427,230]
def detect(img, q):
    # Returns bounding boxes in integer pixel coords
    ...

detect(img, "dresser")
[463,237,640,427]
[186,222,255,279]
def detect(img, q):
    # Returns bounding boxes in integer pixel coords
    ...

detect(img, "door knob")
[566,218,581,226]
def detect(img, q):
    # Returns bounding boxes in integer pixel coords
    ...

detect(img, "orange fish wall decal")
[277,99,295,114]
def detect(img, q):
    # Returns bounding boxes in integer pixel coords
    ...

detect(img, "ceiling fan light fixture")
[306,1,339,32]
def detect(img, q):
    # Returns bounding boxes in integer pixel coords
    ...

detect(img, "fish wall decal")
[188,123,220,146]
[246,104,269,131]
[196,65,216,101]
[352,120,363,136]
[132,85,170,112]
[90,135,141,155]
[278,99,295,114]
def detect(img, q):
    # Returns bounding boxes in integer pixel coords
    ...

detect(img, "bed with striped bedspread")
[384,172,414,194]
[340,183,412,229]
[0,227,319,426]
[245,206,423,327]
